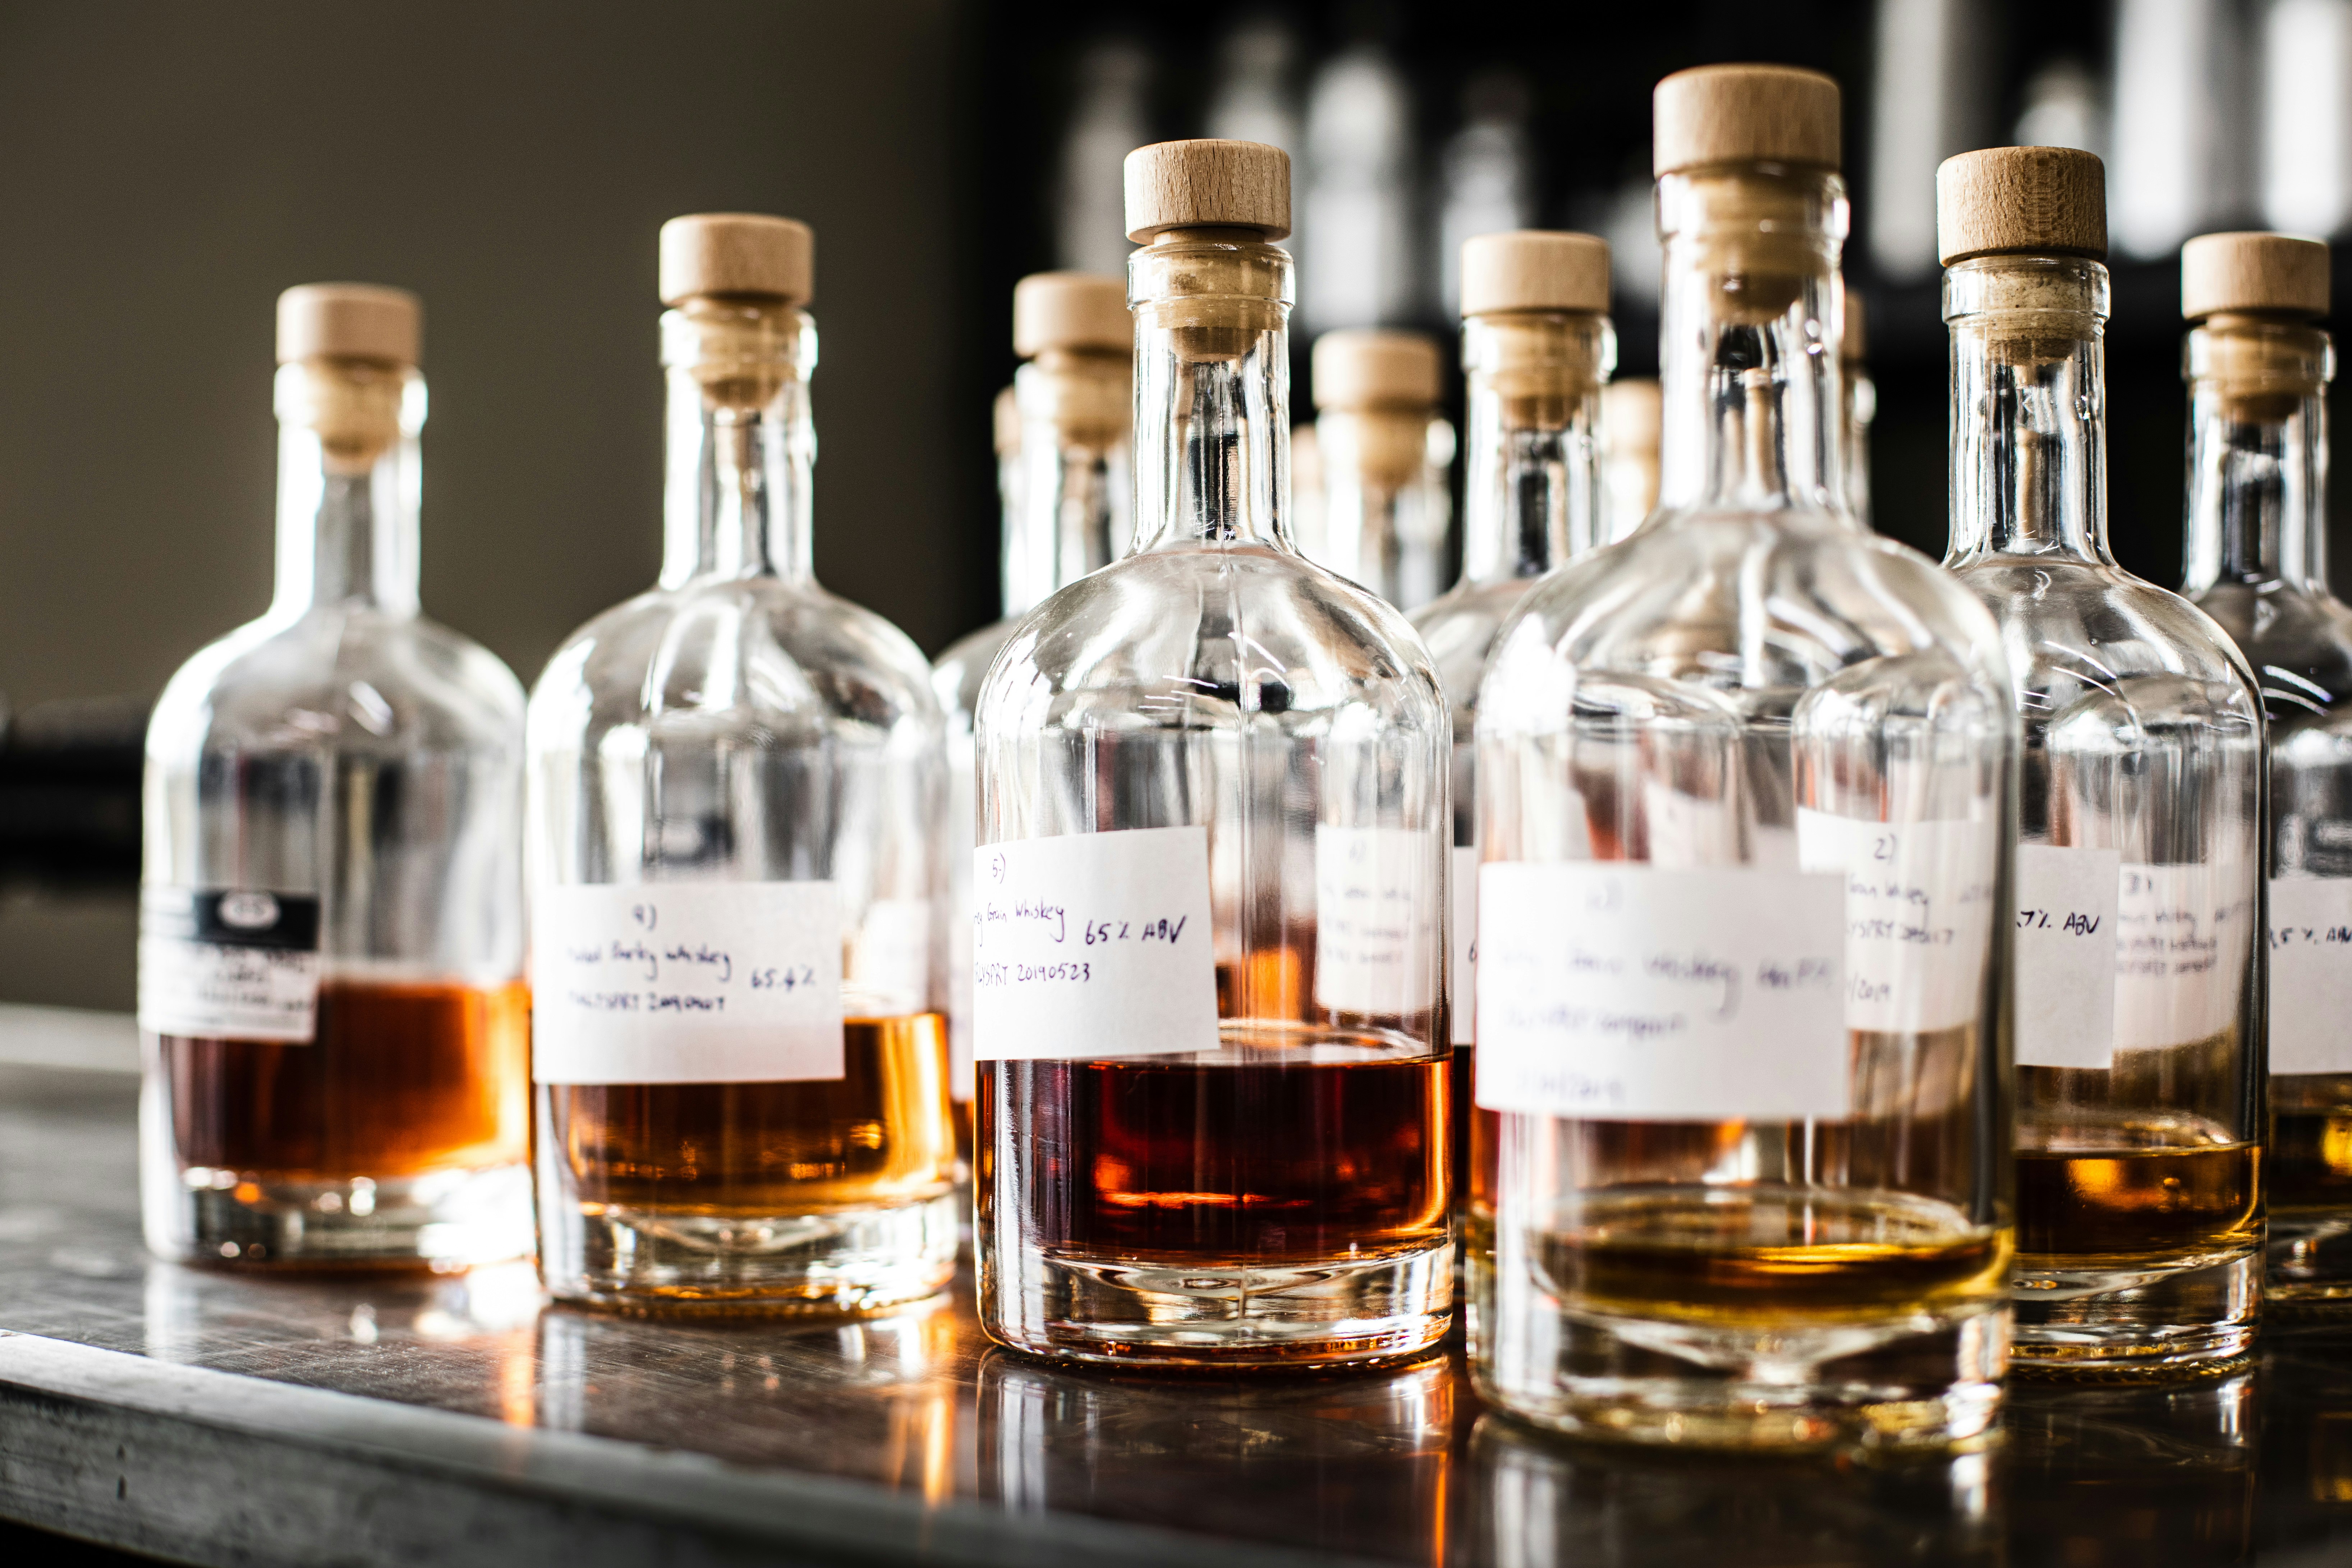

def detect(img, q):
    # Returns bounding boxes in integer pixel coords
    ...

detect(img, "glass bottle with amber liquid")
[1940,150,2265,1372]
[2178,231,2350,1307]
[1407,230,1612,1215]
[1473,67,2015,1451]
[934,271,1131,1162]
[528,215,953,1314]
[973,139,1453,1367]
[1306,328,1454,610]
[139,285,531,1268]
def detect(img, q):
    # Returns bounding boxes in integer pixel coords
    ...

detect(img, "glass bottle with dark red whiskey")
[139,285,532,1268]
[1407,230,1612,1218]
[972,139,1454,1367]
[934,271,1131,1161]
[1942,150,2265,1374]
[528,215,954,1315]
[2177,231,2348,1307]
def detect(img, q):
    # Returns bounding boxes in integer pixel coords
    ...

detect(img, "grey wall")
[0,0,981,1011]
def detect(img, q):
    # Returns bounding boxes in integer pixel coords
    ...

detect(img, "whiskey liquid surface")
[981,1022,1448,1262]
[548,1012,954,1215]
[2015,1122,2261,1259]
[160,977,529,1180]
[1529,1187,2010,1325]
[2271,1074,2352,1213]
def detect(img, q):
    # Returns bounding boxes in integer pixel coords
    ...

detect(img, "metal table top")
[0,1032,2344,1567]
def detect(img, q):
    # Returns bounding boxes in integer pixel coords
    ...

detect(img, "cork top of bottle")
[1604,377,1662,444]
[1124,139,1291,243]
[1014,271,1131,357]
[1460,231,1611,317]
[277,284,420,367]
[2182,232,2330,321]
[1313,329,1442,412]
[1936,147,2106,265]
[1653,64,1841,176]
[993,385,1020,456]
[660,213,814,306]
[1842,291,1866,362]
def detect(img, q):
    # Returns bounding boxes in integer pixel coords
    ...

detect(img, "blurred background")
[0,0,2346,1013]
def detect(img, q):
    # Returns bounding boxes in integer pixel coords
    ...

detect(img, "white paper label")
[2013,843,2121,1069]
[945,730,977,1101]
[2270,877,2352,1074]
[1451,845,1478,1044]
[137,888,321,1043]
[531,882,844,1085]
[2114,861,2254,1052]
[1475,860,1847,1121]
[1314,825,1441,1015]
[849,897,931,1016]
[1796,809,1996,1034]
[971,826,1219,1062]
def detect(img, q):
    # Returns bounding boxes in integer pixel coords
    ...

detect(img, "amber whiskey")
[547,1013,955,1222]
[161,977,529,1180]
[2016,1139,2262,1260]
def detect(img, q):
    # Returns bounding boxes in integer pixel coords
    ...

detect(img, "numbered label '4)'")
[1475,860,1848,1121]
[971,826,1219,1062]
[532,881,845,1085]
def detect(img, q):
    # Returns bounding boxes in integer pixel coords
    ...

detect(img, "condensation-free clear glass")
[974,230,1454,1367]
[2182,309,2348,1307]
[1472,167,2016,1451]
[141,354,532,1268]
[1313,401,1456,611]
[1946,255,2264,1372]
[528,295,954,1314]
[933,347,1130,1148]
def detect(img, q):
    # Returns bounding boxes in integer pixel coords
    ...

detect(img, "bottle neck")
[660,299,816,587]
[2181,316,2334,596]
[271,358,424,616]
[1942,256,2110,565]
[1316,405,1447,602]
[1458,310,1611,583]
[1006,348,1132,616]
[1129,230,1295,550]
[1655,166,1847,517]
[1842,362,1875,527]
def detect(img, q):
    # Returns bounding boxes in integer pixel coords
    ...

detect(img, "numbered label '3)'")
[971,826,1219,1062]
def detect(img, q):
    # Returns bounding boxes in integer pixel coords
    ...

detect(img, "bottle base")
[543,1189,959,1318]
[982,1241,1455,1369]
[2267,1210,2352,1312]
[2009,1243,2260,1378]
[152,1161,534,1269]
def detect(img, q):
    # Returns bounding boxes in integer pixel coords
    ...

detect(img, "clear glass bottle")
[934,271,1131,1165]
[1599,377,1660,543]
[1841,290,1876,527]
[527,215,954,1315]
[1307,328,1455,609]
[1939,149,2265,1373]
[139,285,531,1268]
[973,139,1453,1368]
[2177,231,2349,1307]
[1472,68,2015,1452]
[1407,230,1612,1219]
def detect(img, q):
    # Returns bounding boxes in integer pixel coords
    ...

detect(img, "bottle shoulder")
[527,574,942,746]
[2190,581,2352,712]
[1484,514,2012,713]
[148,607,524,763]
[1410,577,1537,714]
[933,615,1017,729]
[975,542,1447,735]
[1953,556,2260,699]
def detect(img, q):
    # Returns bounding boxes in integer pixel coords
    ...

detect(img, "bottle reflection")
[536,1293,961,1500]
[1470,1413,2002,1566]
[2008,1372,2255,1566]
[978,1350,1451,1562]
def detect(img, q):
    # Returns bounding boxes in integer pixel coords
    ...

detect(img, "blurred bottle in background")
[1205,15,1302,155]
[1869,0,1990,281]
[1599,377,1660,542]
[1300,40,1419,333]
[2013,58,2104,155]
[1437,72,1538,316]
[1308,328,1454,608]
[1290,418,1327,563]
[2112,0,2250,258]
[2262,0,2352,236]
[1057,39,1150,279]
[1842,292,1876,528]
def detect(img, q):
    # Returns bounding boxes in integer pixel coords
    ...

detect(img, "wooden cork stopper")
[277,284,419,366]
[1313,329,1442,411]
[2183,232,2330,321]
[660,213,814,306]
[1460,231,1610,317]
[1653,65,1841,176]
[1937,147,2106,265]
[1605,378,1662,445]
[1013,271,1130,358]
[1124,139,1290,243]
[1842,291,1866,362]
[993,385,1020,457]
